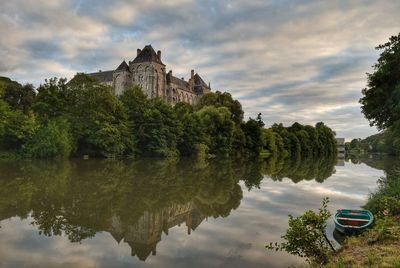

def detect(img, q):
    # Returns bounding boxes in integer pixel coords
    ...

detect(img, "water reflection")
[0,155,338,265]
[346,154,400,176]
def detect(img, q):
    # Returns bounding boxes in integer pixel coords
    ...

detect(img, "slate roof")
[193,73,209,95]
[132,45,165,65]
[115,60,130,72]
[194,73,208,87]
[87,70,114,83]
[170,75,190,90]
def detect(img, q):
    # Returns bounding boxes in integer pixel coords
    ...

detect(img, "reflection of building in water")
[108,202,206,261]
[336,159,345,166]
[336,138,345,158]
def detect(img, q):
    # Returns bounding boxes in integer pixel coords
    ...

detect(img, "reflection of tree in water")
[347,154,400,176]
[0,158,244,261]
[262,155,337,183]
[0,155,337,261]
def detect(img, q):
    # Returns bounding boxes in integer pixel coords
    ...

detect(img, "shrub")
[266,197,333,264]
[22,118,73,158]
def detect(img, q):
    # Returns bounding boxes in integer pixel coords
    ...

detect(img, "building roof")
[87,70,114,83]
[170,75,190,90]
[132,45,165,66]
[115,60,130,72]
[194,73,208,87]
[193,73,210,95]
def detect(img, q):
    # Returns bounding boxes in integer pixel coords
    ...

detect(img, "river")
[0,155,396,267]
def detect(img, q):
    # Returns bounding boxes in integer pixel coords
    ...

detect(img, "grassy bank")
[324,173,400,267]
[324,217,400,267]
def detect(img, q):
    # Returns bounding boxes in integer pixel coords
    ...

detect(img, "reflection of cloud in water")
[0,159,386,267]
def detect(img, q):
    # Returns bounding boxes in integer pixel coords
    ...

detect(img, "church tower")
[128,45,166,98]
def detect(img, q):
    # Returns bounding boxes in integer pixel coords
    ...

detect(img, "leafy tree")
[22,118,73,158]
[138,98,182,157]
[360,33,400,130]
[33,78,69,121]
[0,101,38,150]
[178,112,207,156]
[242,114,265,155]
[196,106,235,156]
[66,75,133,157]
[197,91,244,125]
[266,197,333,264]
[0,77,35,113]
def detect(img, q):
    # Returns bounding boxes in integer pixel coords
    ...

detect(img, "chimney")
[157,50,161,59]
[189,69,195,89]
[137,49,141,56]
[167,70,172,84]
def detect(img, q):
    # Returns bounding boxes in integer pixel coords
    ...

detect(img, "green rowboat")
[334,209,374,235]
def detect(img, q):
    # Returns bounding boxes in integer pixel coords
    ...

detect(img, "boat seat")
[337,217,369,222]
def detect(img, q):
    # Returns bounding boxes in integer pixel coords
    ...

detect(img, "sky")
[0,0,399,140]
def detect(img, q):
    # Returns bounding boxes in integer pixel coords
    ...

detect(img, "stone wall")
[113,70,132,96]
[129,62,166,99]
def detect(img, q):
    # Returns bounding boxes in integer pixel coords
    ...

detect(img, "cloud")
[0,0,399,139]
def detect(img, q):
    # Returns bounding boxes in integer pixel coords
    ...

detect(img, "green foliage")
[241,113,265,155]
[22,118,73,158]
[266,197,332,264]
[197,91,244,125]
[196,106,235,156]
[360,32,400,130]
[367,217,397,244]
[0,77,36,113]
[138,98,182,157]
[353,124,400,155]
[0,100,39,150]
[33,77,69,121]
[0,74,338,159]
[268,122,337,158]
[178,112,207,156]
[65,75,133,157]
[364,173,400,217]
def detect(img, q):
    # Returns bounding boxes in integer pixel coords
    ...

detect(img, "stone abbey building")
[88,45,211,105]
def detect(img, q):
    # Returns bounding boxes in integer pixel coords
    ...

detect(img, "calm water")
[0,155,397,268]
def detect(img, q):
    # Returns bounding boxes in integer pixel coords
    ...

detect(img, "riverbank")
[324,217,400,267]
[324,172,400,267]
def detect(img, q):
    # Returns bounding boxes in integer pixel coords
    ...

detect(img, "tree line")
[0,74,337,159]
[356,33,400,156]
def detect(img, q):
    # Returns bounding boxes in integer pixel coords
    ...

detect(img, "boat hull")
[334,209,374,235]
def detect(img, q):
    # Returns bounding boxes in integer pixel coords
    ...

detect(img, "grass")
[323,217,400,268]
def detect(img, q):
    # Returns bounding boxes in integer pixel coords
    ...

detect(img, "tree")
[242,115,264,155]
[196,106,235,156]
[138,98,182,157]
[0,77,35,113]
[197,91,244,125]
[360,33,400,130]
[266,197,333,265]
[33,78,69,121]
[0,101,38,150]
[22,118,73,158]
[66,75,133,157]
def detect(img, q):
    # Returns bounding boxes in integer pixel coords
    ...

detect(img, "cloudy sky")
[1,0,399,140]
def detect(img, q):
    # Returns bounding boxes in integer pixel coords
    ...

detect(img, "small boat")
[334,209,374,235]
